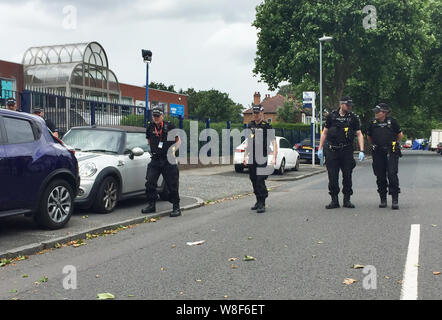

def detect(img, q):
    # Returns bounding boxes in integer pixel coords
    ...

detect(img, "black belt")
[328,143,352,151]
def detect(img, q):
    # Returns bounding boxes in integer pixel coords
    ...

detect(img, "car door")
[279,138,294,168]
[0,117,8,210]
[1,115,41,210]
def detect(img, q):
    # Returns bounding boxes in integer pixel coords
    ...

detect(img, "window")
[279,138,291,149]
[0,79,16,108]
[4,117,35,144]
[126,132,150,152]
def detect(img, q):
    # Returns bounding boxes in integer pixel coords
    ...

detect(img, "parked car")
[402,140,412,149]
[0,109,79,229]
[62,125,168,213]
[294,138,321,163]
[234,136,300,175]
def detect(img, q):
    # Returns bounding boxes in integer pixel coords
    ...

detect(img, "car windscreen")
[62,129,123,153]
[126,132,150,152]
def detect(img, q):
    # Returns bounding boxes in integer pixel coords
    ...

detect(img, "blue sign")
[170,104,184,118]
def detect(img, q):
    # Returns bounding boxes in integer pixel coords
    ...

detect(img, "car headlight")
[79,162,97,177]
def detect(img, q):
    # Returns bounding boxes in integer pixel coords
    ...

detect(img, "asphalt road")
[0,150,441,300]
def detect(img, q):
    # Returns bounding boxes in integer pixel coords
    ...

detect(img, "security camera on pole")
[142,49,152,127]
[303,91,316,168]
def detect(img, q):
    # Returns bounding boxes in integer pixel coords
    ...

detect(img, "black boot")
[326,195,340,209]
[343,195,355,208]
[141,202,156,214]
[379,194,387,208]
[251,198,259,210]
[257,200,266,213]
[392,194,399,210]
[170,203,182,217]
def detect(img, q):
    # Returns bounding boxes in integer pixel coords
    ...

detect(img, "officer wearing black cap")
[367,103,403,210]
[318,96,365,209]
[6,98,19,111]
[243,104,277,213]
[32,107,59,138]
[142,107,181,217]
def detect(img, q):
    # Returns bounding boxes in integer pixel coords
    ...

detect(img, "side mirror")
[128,147,144,160]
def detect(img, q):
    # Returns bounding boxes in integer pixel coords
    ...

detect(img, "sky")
[0,0,275,108]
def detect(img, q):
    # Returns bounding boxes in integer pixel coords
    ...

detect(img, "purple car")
[0,109,79,229]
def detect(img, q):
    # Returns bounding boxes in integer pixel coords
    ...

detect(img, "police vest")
[370,118,396,147]
[327,111,356,145]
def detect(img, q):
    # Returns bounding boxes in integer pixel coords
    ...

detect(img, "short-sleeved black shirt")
[247,120,273,163]
[367,117,401,147]
[146,121,177,160]
[45,118,57,133]
[325,110,360,145]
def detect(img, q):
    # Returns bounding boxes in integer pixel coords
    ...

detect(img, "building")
[0,41,188,118]
[0,60,23,108]
[243,92,313,125]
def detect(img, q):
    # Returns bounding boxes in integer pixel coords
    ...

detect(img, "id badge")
[158,142,163,149]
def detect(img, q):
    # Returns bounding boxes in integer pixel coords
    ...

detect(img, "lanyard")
[154,122,163,138]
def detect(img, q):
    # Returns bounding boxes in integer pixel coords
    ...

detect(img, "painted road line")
[400,224,421,300]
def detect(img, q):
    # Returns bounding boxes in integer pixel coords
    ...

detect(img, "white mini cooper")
[62,126,168,213]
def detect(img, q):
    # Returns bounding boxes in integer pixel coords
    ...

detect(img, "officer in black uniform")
[6,98,19,111]
[32,107,59,138]
[142,107,181,217]
[243,104,277,213]
[367,103,403,210]
[318,96,365,209]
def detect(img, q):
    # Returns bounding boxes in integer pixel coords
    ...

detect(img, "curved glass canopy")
[23,42,120,101]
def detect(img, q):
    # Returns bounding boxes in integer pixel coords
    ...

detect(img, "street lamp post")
[142,49,152,127]
[319,35,332,166]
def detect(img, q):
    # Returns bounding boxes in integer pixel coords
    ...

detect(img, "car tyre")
[93,176,119,214]
[35,179,74,230]
[294,158,300,171]
[235,164,244,173]
[278,158,286,175]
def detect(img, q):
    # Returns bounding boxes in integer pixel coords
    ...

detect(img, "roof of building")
[243,94,285,114]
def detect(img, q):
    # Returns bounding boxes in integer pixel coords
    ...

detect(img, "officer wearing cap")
[142,107,182,217]
[32,107,59,138]
[367,103,403,210]
[318,96,365,209]
[243,104,277,213]
[6,98,19,111]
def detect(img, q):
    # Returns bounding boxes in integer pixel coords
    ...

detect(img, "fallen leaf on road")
[431,224,437,227]
[9,289,17,294]
[160,267,165,271]
[97,293,115,300]
[228,258,238,262]
[82,215,88,219]
[231,264,238,269]
[317,241,323,244]
[352,264,365,269]
[414,264,420,268]
[223,295,228,299]
[196,279,202,282]
[433,272,441,276]
[179,291,184,295]
[248,237,253,240]
[343,278,357,285]
[171,244,176,248]
[186,240,206,246]
[128,295,135,297]
[22,274,28,278]
[243,255,256,261]
[39,276,48,283]
[95,275,100,278]
[384,276,390,279]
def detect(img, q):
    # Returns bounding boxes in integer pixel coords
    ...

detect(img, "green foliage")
[254,0,439,139]
[148,82,176,93]
[276,98,302,123]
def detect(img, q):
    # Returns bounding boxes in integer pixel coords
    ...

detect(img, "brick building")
[0,60,23,108]
[243,92,285,124]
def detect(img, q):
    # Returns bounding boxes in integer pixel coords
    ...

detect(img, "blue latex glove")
[359,151,365,162]
[318,149,323,160]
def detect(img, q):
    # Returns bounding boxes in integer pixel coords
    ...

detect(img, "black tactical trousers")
[325,146,356,196]
[145,159,180,204]
[249,164,269,202]
[372,147,400,196]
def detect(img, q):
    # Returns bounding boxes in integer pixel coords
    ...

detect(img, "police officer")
[32,107,59,138]
[367,103,403,210]
[243,104,277,213]
[142,107,181,217]
[6,98,19,111]
[318,96,365,209]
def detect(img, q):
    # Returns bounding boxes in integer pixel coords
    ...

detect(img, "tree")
[253,0,428,110]
[148,82,176,93]
[276,98,301,123]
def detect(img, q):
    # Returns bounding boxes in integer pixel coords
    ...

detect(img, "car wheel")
[294,158,300,171]
[235,164,244,173]
[278,158,286,175]
[93,176,119,214]
[159,183,170,201]
[35,179,74,229]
